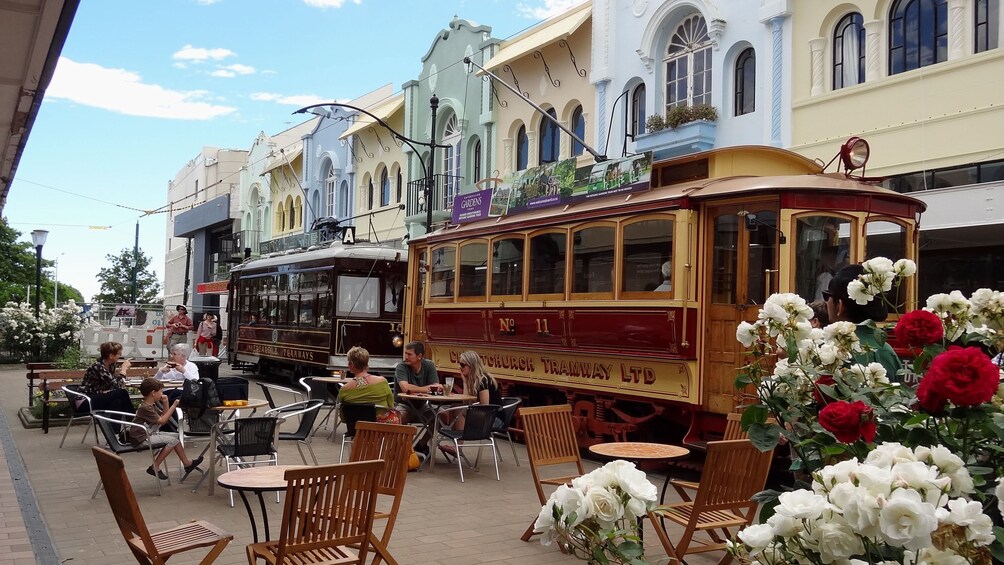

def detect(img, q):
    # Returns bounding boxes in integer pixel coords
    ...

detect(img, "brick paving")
[0,364,724,564]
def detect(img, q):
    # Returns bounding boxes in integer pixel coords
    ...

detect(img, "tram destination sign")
[480,152,653,220]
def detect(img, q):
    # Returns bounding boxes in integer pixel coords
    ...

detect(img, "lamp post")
[30,229,48,319]
[293,98,447,235]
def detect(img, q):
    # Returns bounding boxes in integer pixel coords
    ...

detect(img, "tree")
[0,219,83,307]
[93,247,162,304]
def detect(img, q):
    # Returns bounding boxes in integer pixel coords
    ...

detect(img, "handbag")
[179,378,222,418]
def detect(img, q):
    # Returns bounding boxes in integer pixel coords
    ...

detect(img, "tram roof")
[231,242,407,273]
[424,171,924,243]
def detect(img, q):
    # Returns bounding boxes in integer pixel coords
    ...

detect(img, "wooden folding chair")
[648,439,773,564]
[672,413,776,493]
[90,446,232,565]
[349,421,417,565]
[518,404,586,543]
[246,460,385,565]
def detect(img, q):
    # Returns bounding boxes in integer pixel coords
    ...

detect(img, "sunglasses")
[821,290,832,301]
[459,362,468,368]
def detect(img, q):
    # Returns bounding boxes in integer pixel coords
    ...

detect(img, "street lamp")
[293,98,447,235]
[30,229,48,319]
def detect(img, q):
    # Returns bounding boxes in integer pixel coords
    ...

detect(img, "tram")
[226,242,408,380]
[403,141,925,447]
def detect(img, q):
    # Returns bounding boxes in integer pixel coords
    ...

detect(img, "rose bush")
[730,258,1004,563]
[0,300,84,362]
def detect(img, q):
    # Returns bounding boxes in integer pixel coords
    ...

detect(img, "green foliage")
[54,344,90,369]
[0,219,85,307]
[643,105,718,133]
[93,247,162,304]
[644,114,666,133]
[0,300,85,362]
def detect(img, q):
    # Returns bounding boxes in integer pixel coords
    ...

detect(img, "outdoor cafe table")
[217,464,307,543]
[396,392,476,470]
[588,442,690,504]
[187,397,269,495]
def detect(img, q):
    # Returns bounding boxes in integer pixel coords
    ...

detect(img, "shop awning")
[197,280,229,295]
[339,94,405,140]
[482,1,591,72]
[262,144,303,174]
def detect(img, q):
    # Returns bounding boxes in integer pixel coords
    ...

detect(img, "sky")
[6,0,584,303]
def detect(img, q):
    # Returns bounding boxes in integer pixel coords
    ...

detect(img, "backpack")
[179,378,222,418]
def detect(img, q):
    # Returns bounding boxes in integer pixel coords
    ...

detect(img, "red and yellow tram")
[404,143,925,447]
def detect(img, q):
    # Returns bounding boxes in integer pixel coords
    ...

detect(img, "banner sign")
[450,188,494,225]
[196,280,229,295]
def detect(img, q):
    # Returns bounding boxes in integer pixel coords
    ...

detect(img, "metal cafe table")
[217,464,308,543]
[396,392,477,469]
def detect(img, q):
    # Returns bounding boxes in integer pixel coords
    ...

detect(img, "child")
[130,378,203,479]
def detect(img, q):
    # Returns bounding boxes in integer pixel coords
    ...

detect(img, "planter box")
[634,120,717,160]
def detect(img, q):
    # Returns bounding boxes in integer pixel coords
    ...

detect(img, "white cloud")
[48,57,237,120]
[210,64,255,78]
[251,92,329,107]
[516,0,586,19]
[210,69,235,77]
[172,44,236,63]
[303,0,361,8]
[195,0,221,4]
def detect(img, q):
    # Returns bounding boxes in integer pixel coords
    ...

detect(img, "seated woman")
[337,346,399,424]
[825,264,903,378]
[81,342,135,427]
[443,351,503,456]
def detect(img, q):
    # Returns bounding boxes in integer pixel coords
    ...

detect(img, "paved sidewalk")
[0,364,724,564]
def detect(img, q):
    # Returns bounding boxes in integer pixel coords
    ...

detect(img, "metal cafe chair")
[90,410,172,497]
[60,384,99,448]
[265,400,323,465]
[215,416,280,507]
[432,404,502,483]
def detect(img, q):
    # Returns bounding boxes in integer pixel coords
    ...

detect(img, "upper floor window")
[889,0,948,75]
[339,180,349,217]
[367,178,374,210]
[539,109,560,164]
[664,14,713,110]
[380,168,390,207]
[630,84,646,138]
[571,106,585,156]
[396,169,403,203]
[734,48,755,116]
[516,125,529,171]
[834,13,865,89]
[325,166,336,217]
[442,114,462,210]
[472,138,482,182]
[975,0,1000,53]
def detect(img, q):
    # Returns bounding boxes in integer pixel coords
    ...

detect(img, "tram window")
[712,214,739,304]
[795,215,852,303]
[622,219,673,293]
[746,210,778,305]
[260,296,272,325]
[277,295,289,325]
[491,237,524,296]
[416,250,427,306]
[288,273,299,293]
[866,220,908,310]
[572,226,615,294]
[430,246,456,299]
[299,295,316,326]
[529,232,567,295]
[287,295,299,327]
[317,271,330,292]
[385,275,404,312]
[459,243,488,298]
[278,274,288,293]
[337,275,380,317]
[317,293,332,327]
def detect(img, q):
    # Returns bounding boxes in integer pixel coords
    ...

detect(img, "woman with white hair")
[654,260,672,291]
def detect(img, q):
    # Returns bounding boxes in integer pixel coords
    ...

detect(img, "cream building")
[256,119,318,252]
[789,0,1003,295]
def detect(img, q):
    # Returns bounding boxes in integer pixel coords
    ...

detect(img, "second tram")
[403,143,925,447]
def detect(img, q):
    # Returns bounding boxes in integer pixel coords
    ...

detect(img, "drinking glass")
[444,377,455,396]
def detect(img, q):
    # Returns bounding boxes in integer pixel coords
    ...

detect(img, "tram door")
[703,202,780,414]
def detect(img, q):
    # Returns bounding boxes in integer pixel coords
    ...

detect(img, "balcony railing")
[406,173,465,223]
[259,231,322,255]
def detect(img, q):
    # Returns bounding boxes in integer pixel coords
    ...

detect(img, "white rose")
[878,488,938,550]
[894,258,917,277]
[854,464,893,499]
[817,343,839,366]
[584,486,623,527]
[737,321,758,347]
[603,460,657,503]
[865,442,915,469]
[840,487,883,539]
[550,484,591,528]
[910,547,970,565]
[766,513,803,537]
[996,477,1004,518]
[805,518,865,563]
[945,468,974,497]
[534,499,556,543]
[737,523,774,553]
[847,280,873,305]
[775,490,829,521]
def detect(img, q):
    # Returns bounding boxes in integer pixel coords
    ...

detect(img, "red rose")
[819,400,876,443]
[894,310,944,347]
[921,346,998,407]
[813,374,837,405]
[916,376,948,413]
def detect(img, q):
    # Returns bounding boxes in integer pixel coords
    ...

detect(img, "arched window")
[380,168,390,207]
[339,180,349,217]
[472,138,482,182]
[325,165,336,217]
[442,114,462,210]
[833,13,865,89]
[516,125,529,171]
[734,48,755,116]
[294,196,302,228]
[539,109,560,164]
[889,0,948,75]
[630,84,646,137]
[367,178,374,210]
[571,106,585,156]
[396,169,403,203]
[975,0,1000,53]
[664,14,713,110]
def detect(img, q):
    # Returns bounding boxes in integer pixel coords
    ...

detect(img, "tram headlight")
[840,137,870,172]
[391,334,404,349]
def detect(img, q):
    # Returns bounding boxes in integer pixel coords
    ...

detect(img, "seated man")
[394,341,442,456]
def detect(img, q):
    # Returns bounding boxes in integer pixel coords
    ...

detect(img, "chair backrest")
[520,404,585,504]
[691,439,774,515]
[91,410,136,454]
[230,417,279,458]
[266,400,323,439]
[63,384,91,416]
[460,404,500,441]
[351,422,415,497]
[723,412,745,441]
[299,376,337,405]
[90,447,158,560]
[273,460,384,563]
[341,403,378,438]
[496,397,521,430]
[180,407,221,436]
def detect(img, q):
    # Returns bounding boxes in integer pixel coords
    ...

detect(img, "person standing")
[195,313,217,357]
[166,305,193,349]
[394,341,442,456]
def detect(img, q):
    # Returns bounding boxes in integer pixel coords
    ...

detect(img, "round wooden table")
[217,464,308,543]
[588,442,690,504]
[397,393,477,470]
